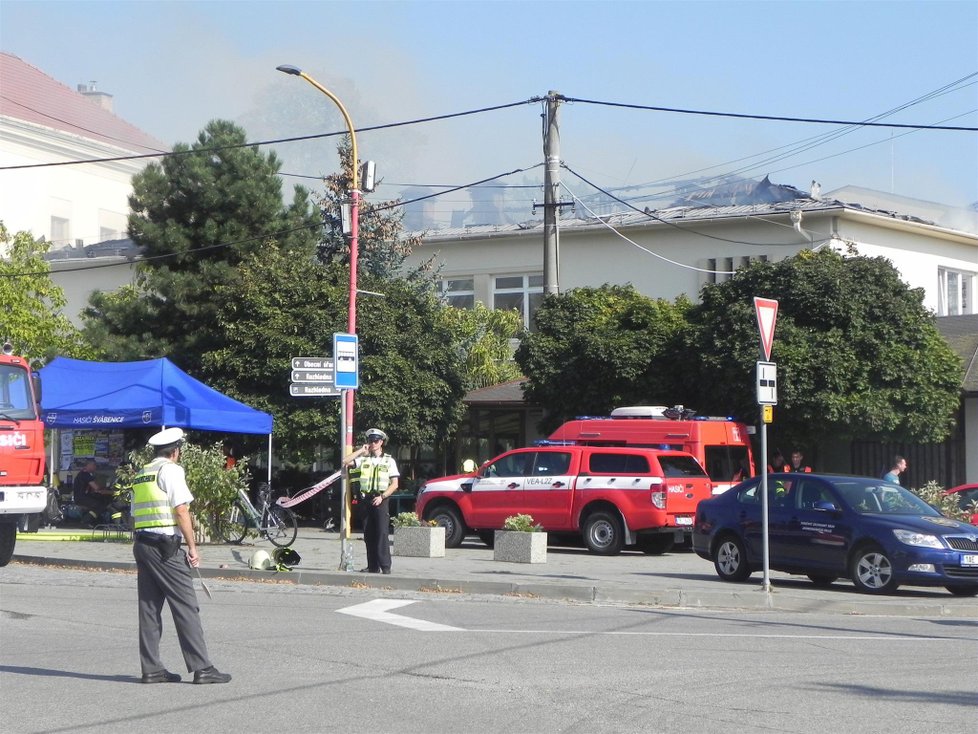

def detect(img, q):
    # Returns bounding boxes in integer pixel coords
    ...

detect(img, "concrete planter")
[392,525,446,558]
[493,530,547,564]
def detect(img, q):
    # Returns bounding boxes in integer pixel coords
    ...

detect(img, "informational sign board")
[756,361,778,405]
[333,333,359,390]
[290,356,339,398]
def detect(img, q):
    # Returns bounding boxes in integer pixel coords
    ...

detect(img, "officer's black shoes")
[359,567,380,573]
[141,670,181,684]
[381,568,391,575]
[193,666,232,684]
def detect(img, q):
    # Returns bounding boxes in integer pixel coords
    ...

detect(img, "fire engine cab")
[547,406,755,494]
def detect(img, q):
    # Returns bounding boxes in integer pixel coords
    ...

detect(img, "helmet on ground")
[272,547,301,568]
[364,428,388,443]
[249,549,273,570]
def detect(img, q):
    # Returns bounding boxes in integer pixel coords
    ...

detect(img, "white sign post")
[753,297,779,594]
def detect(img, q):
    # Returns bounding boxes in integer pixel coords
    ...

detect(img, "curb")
[13,553,978,618]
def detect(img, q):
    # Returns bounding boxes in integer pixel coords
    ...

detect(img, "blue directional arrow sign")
[333,332,359,390]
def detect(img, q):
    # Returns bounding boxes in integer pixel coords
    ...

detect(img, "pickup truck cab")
[416,445,713,555]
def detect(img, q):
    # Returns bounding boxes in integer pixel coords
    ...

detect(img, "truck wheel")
[583,511,624,555]
[426,505,465,548]
[638,534,674,555]
[0,522,16,567]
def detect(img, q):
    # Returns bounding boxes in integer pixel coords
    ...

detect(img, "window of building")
[438,278,474,309]
[938,267,975,315]
[493,274,543,328]
[50,216,71,246]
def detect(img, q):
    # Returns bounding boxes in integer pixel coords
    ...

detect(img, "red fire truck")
[547,405,756,494]
[0,343,47,566]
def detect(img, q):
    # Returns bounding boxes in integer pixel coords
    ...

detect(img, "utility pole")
[534,91,573,296]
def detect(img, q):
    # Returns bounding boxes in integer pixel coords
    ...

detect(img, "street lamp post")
[277,64,360,569]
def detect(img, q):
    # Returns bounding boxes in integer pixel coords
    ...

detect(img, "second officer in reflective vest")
[350,428,399,574]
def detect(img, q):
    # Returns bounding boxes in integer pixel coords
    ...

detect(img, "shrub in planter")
[495,514,546,563]
[392,512,445,557]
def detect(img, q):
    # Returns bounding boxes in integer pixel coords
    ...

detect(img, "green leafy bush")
[392,511,437,528]
[910,481,970,523]
[503,514,542,532]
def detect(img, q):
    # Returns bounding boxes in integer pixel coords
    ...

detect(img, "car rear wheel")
[945,585,978,597]
[850,544,898,594]
[807,574,837,587]
[425,505,465,548]
[713,534,751,581]
[582,511,624,555]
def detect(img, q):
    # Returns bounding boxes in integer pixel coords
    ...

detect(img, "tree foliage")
[316,138,423,277]
[515,285,691,432]
[203,241,467,463]
[439,302,524,389]
[679,249,962,446]
[83,120,319,364]
[0,223,89,361]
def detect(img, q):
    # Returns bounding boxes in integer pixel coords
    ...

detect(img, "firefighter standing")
[350,428,399,575]
[131,427,230,684]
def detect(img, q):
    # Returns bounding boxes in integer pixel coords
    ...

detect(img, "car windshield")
[834,479,941,516]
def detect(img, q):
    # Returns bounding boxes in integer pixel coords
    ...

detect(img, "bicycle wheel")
[217,501,248,544]
[266,506,298,547]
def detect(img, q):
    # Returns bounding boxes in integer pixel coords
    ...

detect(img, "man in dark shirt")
[72,459,112,525]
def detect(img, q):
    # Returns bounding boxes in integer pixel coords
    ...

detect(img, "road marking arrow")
[335,599,464,632]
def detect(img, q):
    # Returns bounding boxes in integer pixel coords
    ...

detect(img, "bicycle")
[216,483,298,548]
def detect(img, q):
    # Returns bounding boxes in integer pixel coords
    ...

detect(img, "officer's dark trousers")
[361,497,391,572]
[133,539,212,675]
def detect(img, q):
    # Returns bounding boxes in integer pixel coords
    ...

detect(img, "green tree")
[515,285,691,432]
[83,120,319,365]
[316,138,423,277]
[0,223,88,360]
[439,302,524,389]
[680,249,962,447]
[203,242,468,464]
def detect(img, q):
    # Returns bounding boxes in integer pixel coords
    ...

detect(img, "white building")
[0,52,166,254]
[404,179,978,483]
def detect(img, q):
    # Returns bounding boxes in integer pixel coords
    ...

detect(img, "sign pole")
[338,389,355,571]
[760,408,771,593]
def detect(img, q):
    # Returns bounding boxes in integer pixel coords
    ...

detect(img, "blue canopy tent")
[39,357,273,484]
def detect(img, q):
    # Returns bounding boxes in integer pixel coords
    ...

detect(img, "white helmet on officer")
[364,428,388,443]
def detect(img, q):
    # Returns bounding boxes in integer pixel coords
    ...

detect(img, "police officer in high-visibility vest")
[350,428,400,574]
[131,427,230,684]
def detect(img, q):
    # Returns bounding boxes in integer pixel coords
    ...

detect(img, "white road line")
[336,599,465,631]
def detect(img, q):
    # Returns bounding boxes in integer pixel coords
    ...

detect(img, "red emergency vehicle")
[547,405,755,494]
[0,343,47,565]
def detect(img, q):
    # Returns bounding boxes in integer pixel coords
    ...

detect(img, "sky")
[3,0,977,227]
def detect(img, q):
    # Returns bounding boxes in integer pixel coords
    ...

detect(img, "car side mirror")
[814,500,841,514]
[461,481,473,493]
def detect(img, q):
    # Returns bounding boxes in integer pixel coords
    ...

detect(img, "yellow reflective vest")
[131,459,176,530]
[351,454,395,495]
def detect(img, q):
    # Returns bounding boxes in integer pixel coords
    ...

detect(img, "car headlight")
[893,529,943,549]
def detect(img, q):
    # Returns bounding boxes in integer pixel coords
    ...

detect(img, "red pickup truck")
[416,445,713,555]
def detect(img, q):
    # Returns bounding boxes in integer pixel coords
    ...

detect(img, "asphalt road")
[2,564,976,734]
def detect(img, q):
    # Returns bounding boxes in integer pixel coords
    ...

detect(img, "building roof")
[935,315,978,395]
[0,52,167,153]
[464,379,527,405]
[413,183,978,242]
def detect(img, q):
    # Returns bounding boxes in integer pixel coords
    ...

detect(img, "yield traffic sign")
[753,297,778,362]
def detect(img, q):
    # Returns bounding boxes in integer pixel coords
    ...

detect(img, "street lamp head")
[276,64,302,76]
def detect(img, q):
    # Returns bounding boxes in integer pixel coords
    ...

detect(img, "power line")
[560,94,978,131]
[0,98,541,171]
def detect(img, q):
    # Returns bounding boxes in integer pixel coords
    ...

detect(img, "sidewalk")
[12,527,978,618]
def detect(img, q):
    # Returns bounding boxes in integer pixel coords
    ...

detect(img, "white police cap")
[148,427,186,447]
[364,428,388,442]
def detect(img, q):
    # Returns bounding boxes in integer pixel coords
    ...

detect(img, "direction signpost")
[289,357,338,398]
[753,297,779,594]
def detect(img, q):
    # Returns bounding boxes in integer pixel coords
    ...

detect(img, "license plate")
[676,516,693,526]
[962,554,978,567]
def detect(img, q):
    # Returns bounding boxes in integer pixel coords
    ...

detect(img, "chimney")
[77,81,114,112]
